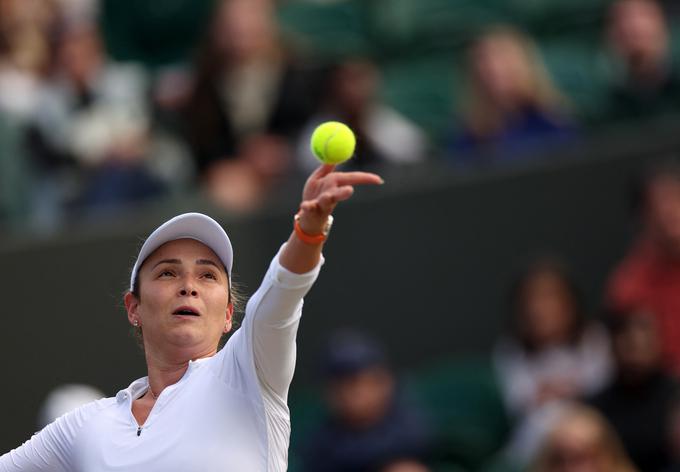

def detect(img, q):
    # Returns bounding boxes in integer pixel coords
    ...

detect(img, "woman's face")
[213,0,274,62]
[472,35,532,107]
[613,313,661,375]
[547,416,608,472]
[518,271,575,347]
[126,238,232,355]
[608,0,668,66]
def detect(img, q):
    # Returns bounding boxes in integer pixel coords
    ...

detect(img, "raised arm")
[231,164,382,401]
[279,164,383,273]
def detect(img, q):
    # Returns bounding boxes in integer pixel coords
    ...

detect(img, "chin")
[165,326,204,347]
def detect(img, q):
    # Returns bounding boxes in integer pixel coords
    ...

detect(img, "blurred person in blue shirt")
[448,27,577,166]
[302,331,432,472]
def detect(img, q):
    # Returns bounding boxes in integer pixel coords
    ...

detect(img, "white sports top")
[0,245,322,472]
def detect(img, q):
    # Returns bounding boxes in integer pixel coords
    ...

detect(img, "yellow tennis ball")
[310,121,356,165]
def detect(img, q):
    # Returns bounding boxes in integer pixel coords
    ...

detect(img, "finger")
[316,192,336,214]
[332,172,383,187]
[317,186,354,213]
[309,164,336,181]
[331,185,355,202]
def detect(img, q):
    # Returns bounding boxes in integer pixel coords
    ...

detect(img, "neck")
[143,345,217,397]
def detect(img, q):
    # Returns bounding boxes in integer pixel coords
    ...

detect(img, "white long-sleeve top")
[0,244,322,472]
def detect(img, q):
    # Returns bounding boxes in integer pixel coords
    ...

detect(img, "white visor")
[129,213,233,292]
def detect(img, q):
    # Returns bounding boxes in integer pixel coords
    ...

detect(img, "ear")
[124,291,141,327]
[223,302,234,333]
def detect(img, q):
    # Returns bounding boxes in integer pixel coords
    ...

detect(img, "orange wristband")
[294,214,330,245]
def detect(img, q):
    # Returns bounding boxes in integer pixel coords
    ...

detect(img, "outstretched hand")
[297,164,384,234]
[281,164,383,273]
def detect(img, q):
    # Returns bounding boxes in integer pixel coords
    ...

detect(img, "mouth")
[172,306,200,317]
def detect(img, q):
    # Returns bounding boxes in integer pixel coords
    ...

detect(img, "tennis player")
[0,164,383,471]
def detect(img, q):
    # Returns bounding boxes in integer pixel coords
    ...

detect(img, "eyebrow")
[152,258,225,273]
[196,259,225,273]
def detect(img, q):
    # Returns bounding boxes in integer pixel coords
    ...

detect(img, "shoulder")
[65,397,118,425]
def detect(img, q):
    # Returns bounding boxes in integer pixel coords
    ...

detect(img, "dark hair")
[508,256,586,352]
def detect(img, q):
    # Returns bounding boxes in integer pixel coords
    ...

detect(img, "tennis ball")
[310,121,356,165]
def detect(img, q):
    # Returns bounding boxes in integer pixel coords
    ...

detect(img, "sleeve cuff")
[267,243,325,289]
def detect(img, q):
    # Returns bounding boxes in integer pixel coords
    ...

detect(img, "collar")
[115,356,212,404]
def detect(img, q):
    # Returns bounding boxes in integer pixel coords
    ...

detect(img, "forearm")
[279,230,323,274]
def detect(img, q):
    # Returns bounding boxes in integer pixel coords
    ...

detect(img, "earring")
[133,320,139,327]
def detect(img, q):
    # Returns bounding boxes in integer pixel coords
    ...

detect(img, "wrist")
[294,213,334,245]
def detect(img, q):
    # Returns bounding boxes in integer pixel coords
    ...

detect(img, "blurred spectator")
[380,460,432,472]
[301,331,431,472]
[532,404,638,472]
[25,13,164,219]
[448,27,577,164]
[0,0,57,121]
[296,59,427,173]
[181,0,324,210]
[494,258,612,465]
[606,160,680,376]
[599,0,680,123]
[588,309,678,472]
[37,383,104,428]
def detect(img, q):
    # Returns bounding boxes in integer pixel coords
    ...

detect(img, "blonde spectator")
[533,404,637,472]
[449,27,576,163]
[0,0,58,120]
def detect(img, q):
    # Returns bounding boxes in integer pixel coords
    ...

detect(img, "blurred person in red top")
[606,160,680,376]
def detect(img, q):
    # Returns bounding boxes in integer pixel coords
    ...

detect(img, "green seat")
[100,0,215,66]
[277,0,372,58]
[407,358,510,471]
[367,0,508,55]
[538,38,609,123]
[507,0,608,37]
[380,53,460,140]
[0,113,31,230]
[287,386,328,472]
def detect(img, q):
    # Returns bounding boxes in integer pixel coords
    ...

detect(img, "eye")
[158,270,175,278]
[202,272,218,280]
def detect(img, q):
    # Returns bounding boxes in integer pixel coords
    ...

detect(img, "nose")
[179,280,198,297]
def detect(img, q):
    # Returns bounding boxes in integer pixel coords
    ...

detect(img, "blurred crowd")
[5,0,680,471]
[289,160,680,472]
[2,0,680,231]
